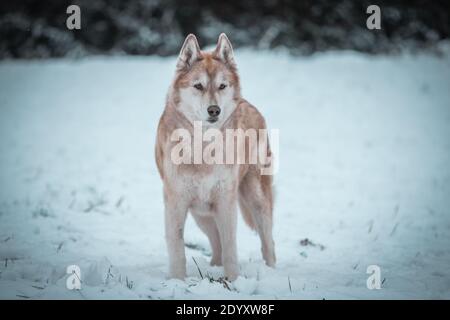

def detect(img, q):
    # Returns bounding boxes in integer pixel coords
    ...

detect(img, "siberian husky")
[155,33,275,280]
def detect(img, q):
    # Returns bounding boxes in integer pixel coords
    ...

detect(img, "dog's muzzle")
[207,105,221,123]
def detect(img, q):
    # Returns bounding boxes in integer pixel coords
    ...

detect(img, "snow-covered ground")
[1,48,450,299]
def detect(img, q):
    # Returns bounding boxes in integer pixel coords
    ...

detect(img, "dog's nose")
[207,105,221,117]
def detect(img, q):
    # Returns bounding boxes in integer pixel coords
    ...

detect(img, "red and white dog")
[155,33,275,280]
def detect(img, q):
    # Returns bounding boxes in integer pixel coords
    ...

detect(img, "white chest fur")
[164,159,237,216]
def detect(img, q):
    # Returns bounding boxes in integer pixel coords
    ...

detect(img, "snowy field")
[0,48,450,299]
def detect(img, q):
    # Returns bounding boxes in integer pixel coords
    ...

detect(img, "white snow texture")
[0,48,450,299]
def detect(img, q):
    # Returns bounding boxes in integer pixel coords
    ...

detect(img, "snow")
[1,48,450,299]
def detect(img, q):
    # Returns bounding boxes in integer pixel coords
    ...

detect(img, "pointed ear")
[214,33,235,66]
[177,34,201,70]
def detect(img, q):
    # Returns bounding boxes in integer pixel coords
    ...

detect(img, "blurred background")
[1,1,450,299]
[1,0,449,59]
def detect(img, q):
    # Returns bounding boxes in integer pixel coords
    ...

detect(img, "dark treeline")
[0,0,449,58]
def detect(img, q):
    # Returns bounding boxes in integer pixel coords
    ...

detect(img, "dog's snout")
[207,105,221,117]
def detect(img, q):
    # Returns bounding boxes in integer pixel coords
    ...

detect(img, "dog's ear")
[214,33,235,66]
[177,34,201,70]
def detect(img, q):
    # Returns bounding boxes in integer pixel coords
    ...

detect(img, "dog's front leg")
[164,193,188,280]
[215,199,239,281]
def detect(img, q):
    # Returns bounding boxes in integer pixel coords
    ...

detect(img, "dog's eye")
[219,84,227,90]
[194,83,203,91]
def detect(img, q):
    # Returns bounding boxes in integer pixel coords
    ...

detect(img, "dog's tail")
[238,191,257,231]
[238,172,274,231]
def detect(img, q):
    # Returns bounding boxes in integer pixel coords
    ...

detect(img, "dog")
[155,33,275,281]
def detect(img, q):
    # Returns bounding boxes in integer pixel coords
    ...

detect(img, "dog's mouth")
[207,117,218,123]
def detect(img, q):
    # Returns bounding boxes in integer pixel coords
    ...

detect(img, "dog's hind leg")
[191,213,222,266]
[239,167,276,267]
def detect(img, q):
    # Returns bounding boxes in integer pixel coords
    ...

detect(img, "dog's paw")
[264,259,276,268]
[168,273,186,280]
[168,267,187,280]
[210,256,223,266]
[262,247,276,268]
[224,264,239,282]
[225,272,239,282]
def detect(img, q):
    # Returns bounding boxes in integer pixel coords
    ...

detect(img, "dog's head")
[171,33,241,127]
